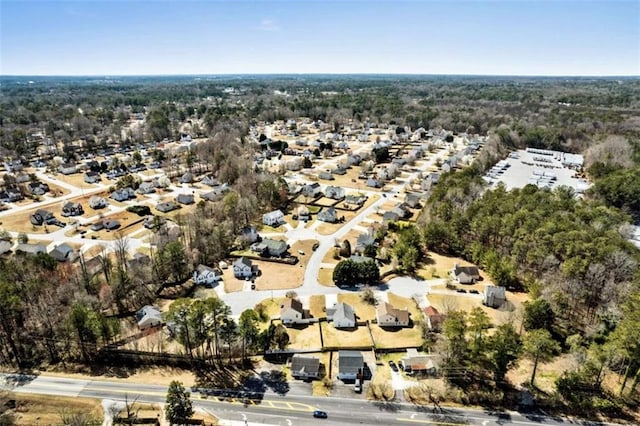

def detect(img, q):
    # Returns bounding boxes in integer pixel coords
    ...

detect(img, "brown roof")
[281,298,304,314]
[378,302,410,323]
[423,306,439,316]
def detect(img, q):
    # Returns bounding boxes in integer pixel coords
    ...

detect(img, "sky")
[1,0,639,76]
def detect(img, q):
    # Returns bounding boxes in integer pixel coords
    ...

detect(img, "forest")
[0,75,639,418]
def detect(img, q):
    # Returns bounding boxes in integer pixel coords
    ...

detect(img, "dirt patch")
[5,393,103,426]
[321,322,373,347]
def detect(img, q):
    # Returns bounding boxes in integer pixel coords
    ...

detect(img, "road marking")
[396,418,467,425]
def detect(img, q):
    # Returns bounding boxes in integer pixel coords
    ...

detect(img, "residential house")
[325,186,345,200]
[423,306,446,332]
[391,205,408,219]
[377,302,410,327]
[28,181,49,195]
[233,257,255,279]
[49,243,75,262]
[317,207,338,223]
[143,215,166,229]
[239,226,259,244]
[356,231,376,254]
[318,171,334,181]
[404,194,421,209]
[251,238,288,257]
[451,263,480,284]
[366,178,381,188]
[302,182,322,198]
[14,173,30,184]
[4,160,23,173]
[180,172,194,184]
[58,162,77,175]
[280,298,306,325]
[61,201,84,217]
[326,302,356,329]
[30,209,56,226]
[201,175,220,187]
[290,355,320,380]
[176,193,195,205]
[382,211,399,223]
[337,351,364,381]
[193,264,222,286]
[484,285,506,308]
[263,210,284,226]
[136,182,156,194]
[156,201,179,213]
[104,220,121,230]
[402,348,438,376]
[332,167,347,175]
[15,243,46,255]
[84,171,101,184]
[0,189,24,203]
[89,196,108,209]
[297,205,310,221]
[344,194,367,207]
[135,305,163,330]
[90,222,105,231]
[0,240,12,256]
[422,173,440,191]
[110,187,136,202]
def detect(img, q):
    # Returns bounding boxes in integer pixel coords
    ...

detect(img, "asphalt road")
[0,373,621,426]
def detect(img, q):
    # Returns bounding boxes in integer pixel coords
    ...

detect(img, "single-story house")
[325,185,345,200]
[61,201,84,217]
[157,201,179,213]
[317,207,338,223]
[484,285,506,308]
[263,209,284,226]
[377,302,410,327]
[423,306,446,332]
[326,302,356,329]
[290,355,320,380]
[451,263,480,284]
[280,298,306,325]
[135,305,163,330]
[337,351,364,381]
[332,167,347,175]
[84,171,101,184]
[233,257,255,279]
[49,243,75,262]
[251,238,288,257]
[193,264,222,286]
[176,193,195,205]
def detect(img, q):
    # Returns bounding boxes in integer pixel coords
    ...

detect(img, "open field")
[337,293,376,320]
[4,393,104,426]
[370,323,423,349]
[320,322,373,347]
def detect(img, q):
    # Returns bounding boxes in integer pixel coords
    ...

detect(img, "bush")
[127,205,152,216]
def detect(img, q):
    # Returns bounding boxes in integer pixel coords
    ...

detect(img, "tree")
[468,307,491,359]
[239,309,259,360]
[523,329,560,387]
[488,323,522,383]
[523,298,555,331]
[165,380,193,425]
[332,259,379,286]
[273,324,290,349]
[339,240,351,258]
[442,311,468,373]
[219,316,238,361]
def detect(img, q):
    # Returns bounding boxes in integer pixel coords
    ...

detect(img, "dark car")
[456,288,467,293]
[251,283,256,290]
[313,410,328,419]
[389,360,398,372]
[469,289,479,294]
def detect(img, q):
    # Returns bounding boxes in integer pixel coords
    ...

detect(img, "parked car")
[251,283,256,290]
[469,289,479,294]
[389,360,398,372]
[313,411,328,419]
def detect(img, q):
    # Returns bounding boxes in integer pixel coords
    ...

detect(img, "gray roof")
[332,302,355,324]
[338,351,364,375]
[290,355,320,376]
[234,257,252,267]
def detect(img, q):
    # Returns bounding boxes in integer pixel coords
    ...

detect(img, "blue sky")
[1,0,638,76]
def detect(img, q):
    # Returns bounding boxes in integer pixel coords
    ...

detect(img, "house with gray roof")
[318,207,338,223]
[250,238,288,257]
[451,263,480,284]
[484,285,506,308]
[290,355,320,380]
[49,243,75,262]
[326,302,356,329]
[135,305,162,330]
[337,351,364,381]
[233,257,255,279]
[325,186,345,200]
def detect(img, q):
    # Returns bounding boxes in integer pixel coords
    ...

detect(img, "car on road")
[456,288,467,293]
[313,410,328,419]
[389,360,398,372]
[469,289,479,294]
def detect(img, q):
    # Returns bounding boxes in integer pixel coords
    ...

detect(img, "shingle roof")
[290,355,320,376]
[332,302,355,323]
[338,351,364,375]
[281,298,304,314]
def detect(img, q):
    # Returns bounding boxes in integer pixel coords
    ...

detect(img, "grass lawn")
[278,321,322,349]
[258,223,285,233]
[255,297,287,320]
[320,322,373,347]
[318,267,335,287]
[337,293,377,321]
[253,259,304,291]
[416,252,491,282]
[426,293,521,326]
[308,295,326,319]
[370,323,424,349]
[6,394,103,426]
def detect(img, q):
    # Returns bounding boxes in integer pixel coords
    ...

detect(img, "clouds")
[257,18,280,32]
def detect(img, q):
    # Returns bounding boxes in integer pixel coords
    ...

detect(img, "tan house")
[281,298,306,325]
[377,302,410,327]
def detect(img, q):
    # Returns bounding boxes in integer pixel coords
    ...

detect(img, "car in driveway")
[313,410,328,419]
[388,360,398,372]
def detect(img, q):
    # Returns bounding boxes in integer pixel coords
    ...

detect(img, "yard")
[4,394,104,426]
[426,292,524,326]
[337,293,377,321]
[416,252,491,282]
[308,294,326,318]
[318,267,335,287]
[370,323,424,350]
[275,320,323,350]
[320,322,373,348]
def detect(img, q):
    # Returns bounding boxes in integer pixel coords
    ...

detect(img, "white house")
[483,285,506,308]
[233,257,254,279]
[280,298,306,325]
[263,210,284,226]
[193,264,222,286]
[135,305,162,330]
[326,302,356,329]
